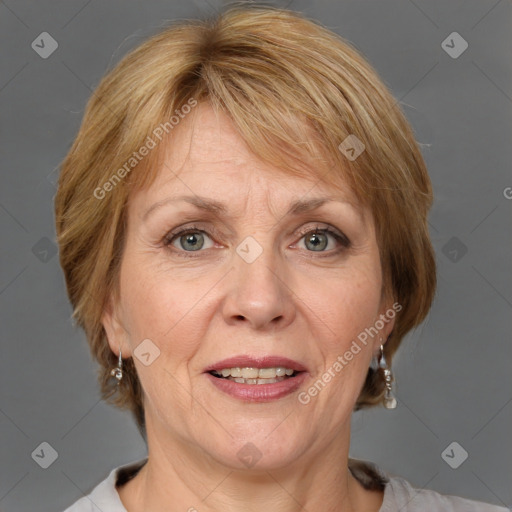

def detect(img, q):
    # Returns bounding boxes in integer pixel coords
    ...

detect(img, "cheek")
[300,259,383,349]
[117,263,210,417]
[118,253,214,362]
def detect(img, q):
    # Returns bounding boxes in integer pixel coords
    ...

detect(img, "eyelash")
[163,223,351,258]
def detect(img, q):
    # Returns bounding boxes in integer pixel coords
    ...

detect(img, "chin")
[200,428,304,471]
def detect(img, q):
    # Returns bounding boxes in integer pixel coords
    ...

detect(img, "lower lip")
[205,372,308,402]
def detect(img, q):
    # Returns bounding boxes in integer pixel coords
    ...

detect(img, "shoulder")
[61,459,147,512]
[349,459,508,512]
[383,474,509,512]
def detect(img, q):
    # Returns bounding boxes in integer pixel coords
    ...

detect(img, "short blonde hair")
[55,5,436,433]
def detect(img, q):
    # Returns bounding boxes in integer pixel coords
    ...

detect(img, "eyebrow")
[142,194,357,222]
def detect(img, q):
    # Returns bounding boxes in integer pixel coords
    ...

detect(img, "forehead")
[159,104,318,185]
[128,103,364,219]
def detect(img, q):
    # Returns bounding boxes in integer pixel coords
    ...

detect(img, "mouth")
[203,356,308,401]
[209,366,301,385]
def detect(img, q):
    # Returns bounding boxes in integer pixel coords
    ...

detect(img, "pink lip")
[205,371,308,402]
[203,355,308,373]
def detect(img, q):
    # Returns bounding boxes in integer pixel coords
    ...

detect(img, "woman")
[55,5,506,511]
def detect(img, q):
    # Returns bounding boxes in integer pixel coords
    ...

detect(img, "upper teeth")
[215,367,295,378]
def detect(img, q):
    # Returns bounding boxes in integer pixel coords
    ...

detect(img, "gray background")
[0,0,511,510]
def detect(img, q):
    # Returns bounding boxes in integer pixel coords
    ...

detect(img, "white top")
[62,458,508,512]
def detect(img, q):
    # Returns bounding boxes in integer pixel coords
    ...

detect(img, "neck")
[117,416,383,512]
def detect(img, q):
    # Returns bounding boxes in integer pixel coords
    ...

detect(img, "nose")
[221,244,296,331]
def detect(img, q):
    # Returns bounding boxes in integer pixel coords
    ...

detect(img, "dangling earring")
[378,343,397,409]
[110,345,123,383]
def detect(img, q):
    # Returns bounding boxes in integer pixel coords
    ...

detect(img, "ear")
[101,296,133,358]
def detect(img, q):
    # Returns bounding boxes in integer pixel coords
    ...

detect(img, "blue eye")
[166,228,214,252]
[163,223,350,257]
[298,227,350,253]
[304,231,329,251]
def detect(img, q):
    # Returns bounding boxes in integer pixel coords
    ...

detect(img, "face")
[103,103,395,470]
